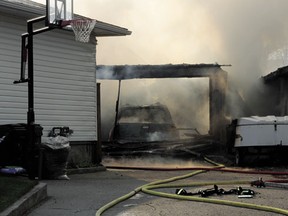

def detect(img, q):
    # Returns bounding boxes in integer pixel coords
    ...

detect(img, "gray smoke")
[99,77,209,140]
[91,0,288,139]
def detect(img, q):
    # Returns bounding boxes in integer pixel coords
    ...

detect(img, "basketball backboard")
[47,0,73,26]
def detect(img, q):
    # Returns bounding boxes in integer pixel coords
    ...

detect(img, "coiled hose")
[95,156,288,216]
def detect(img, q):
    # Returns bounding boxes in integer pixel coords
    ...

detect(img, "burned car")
[109,103,180,144]
[104,103,216,156]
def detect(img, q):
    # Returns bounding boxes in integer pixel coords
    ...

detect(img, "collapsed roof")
[263,66,288,83]
[96,64,229,80]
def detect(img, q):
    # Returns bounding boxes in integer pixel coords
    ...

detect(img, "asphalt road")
[26,156,288,216]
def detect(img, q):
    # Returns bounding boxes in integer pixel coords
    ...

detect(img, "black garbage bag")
[41,133,71,180]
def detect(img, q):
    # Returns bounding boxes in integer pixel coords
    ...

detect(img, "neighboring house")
[263,66,288,116]
[0,0,131,166]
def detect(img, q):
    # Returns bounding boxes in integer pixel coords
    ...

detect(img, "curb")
[0,183,47,216]
[0,166,105,216]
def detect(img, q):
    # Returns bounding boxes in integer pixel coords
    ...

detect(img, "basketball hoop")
[70,19,96,43]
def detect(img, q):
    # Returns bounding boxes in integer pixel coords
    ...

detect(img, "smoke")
[99,77,209,140]
[85,0,288,137]
[78,1,288,67]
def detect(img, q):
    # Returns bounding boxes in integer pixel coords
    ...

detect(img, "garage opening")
[96,64,231,141]
[99,78,209,141]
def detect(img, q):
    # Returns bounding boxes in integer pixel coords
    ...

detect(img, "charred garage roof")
[96,64,229,80]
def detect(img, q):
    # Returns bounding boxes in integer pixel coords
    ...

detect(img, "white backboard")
[47,0,73,25]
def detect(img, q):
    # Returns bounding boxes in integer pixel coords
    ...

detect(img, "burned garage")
[96,63,229,156]
[97,64,288,165]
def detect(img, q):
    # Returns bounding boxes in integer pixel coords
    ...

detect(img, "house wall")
[279,77,288,115]
[267,77,288,116]
[0,12,98,165]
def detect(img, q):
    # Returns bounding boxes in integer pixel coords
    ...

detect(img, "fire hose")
[95,156,288,216]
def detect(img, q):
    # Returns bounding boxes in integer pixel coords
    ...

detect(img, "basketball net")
[70,19,97,43]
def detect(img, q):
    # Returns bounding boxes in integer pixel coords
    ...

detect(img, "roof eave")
[93,21,132,37]
[0,0,131,37]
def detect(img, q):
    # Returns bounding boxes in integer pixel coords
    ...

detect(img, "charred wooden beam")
[96,64,229,80]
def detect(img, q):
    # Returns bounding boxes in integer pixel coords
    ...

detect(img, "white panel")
[235,116,288,147]
[275,125,288,146]
[0,13,97,142]
[235,125,276,147]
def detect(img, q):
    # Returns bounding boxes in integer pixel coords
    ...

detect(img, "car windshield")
[118,106,173,124]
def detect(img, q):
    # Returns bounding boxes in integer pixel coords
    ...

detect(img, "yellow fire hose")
[142,180,288,215]
[95,157,288,216]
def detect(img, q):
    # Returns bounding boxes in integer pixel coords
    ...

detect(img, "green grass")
[0,174,38,212]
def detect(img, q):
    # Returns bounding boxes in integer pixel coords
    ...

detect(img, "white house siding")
[0,13,97,142]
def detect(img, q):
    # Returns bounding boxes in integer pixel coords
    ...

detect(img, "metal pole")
[95,83,102,164]
[26,16,46,125]
[25,21,36,179]
[112,80,121,140]
[25,16,47,179]
[27,21,35,126]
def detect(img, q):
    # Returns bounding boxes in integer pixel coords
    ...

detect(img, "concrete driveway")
[26,157,288,216]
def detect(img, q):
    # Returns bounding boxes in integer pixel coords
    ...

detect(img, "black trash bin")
[0,123,43,178]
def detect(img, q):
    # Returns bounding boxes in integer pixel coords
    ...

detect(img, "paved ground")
[26,156,288,216]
